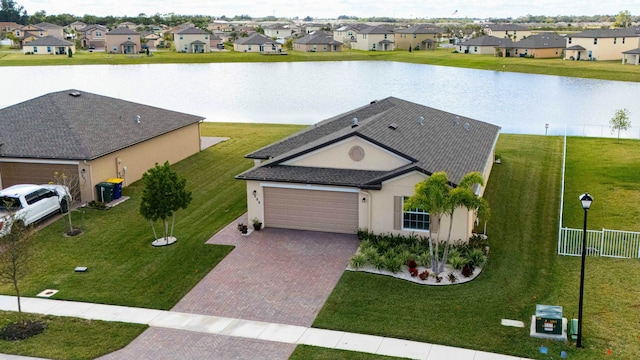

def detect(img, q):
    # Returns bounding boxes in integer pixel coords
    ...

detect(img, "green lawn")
[290,345,409,359]
[312,134,640,359]
[1,47,639,82]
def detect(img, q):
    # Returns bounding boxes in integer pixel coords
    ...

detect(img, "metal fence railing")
[558,228,640,258]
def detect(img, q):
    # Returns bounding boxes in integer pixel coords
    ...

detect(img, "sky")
[14,0,635,20]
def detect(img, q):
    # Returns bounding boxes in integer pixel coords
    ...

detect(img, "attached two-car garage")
[263,187,358,234]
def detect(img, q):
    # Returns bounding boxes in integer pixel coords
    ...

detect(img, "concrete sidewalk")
[0,295,529,360]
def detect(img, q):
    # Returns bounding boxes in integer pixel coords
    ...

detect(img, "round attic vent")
[349,145,365,161]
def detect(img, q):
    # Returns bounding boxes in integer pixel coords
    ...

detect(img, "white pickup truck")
[0,184,71,237]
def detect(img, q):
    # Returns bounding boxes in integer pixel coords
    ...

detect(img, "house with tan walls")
[105,27,141,54]
[236,97,500,241]
[497,32,565,58]
[483,24,531,41]
[458,35,512,55]
[23,35,75,55]
[293,31,343,52]
[564,27,640,61]
[234,33,282,53]
[395,24,442,51]
[333,23,371,49]
[0,90,204,203]
[174,27,211,53]
[351,24,395,51]
[77,24,107,48]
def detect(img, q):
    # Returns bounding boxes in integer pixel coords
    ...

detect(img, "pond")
[1,61,639,138]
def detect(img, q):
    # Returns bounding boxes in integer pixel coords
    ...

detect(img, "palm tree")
[405,171,490,274]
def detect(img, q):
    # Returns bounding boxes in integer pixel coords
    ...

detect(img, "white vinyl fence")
[558,228,640,258]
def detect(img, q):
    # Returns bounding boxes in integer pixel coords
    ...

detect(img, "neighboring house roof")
[236,33,277,45]
[569,27,640,38]
[395,24,442,34]
[176,27,209,35]
[335,24,371,32]
[265,24,290,30]
[622,47,640,54]
[237,97,500,188]
[0,89,204,160]
[501,32,565,49]
[0,22,20,31]
[77,24,107,33]
[106,27,139,35]
[360,25,395,34]
[34,22,62,30]
[461,35,513,47]
[190,40,206,45]
[566,45,586,50]
[294,31,342,45]
[24,35,73,46]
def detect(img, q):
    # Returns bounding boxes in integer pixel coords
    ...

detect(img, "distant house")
[12,23,63,46]
[564,27,640,61]
[174,27,211,53]
[497,32,565,58]
[0,22,20,32]
[483,24,531,41]
[142,32,162,49]
[395,24,442,50]
[351,24,395,51]
[68,21,87,31]
[236,97,500,237]
[263,24,294,40]
[234,33,282,53]
[105,27,141,54]
[333,23,370,49]
[209,33,223,50]
[0,90,204,202]
[303,23,324,34]
[32,22,64,39]
[23,35,75,55]
[458,35,512,55]
[77,24,107,48]
[208,20,230,31]
[118,22,138,31]
[293,31,342,52]
[622,47,640,65]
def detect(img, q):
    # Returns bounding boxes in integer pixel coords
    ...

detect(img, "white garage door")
[264,187,358,234]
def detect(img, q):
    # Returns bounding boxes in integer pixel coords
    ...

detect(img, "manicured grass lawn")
[0,311,146,359]
[1,47,639,82]
[0,122,305,310]
[312,134,640,359]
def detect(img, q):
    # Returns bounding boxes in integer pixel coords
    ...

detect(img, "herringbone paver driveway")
[99,216,359,359]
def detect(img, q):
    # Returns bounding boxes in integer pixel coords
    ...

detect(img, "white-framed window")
[248,45,252,51]
[402,197,430,231]
[47,46,51,53]
[614,37,617,44]
[96,31,102,37]
[33,46,37,53]
[594,38,597,45]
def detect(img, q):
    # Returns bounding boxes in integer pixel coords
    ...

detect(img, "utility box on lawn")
[530,304,567,341]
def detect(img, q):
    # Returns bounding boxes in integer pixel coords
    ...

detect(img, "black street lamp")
[577,192,593,348]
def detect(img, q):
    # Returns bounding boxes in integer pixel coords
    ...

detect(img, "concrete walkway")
[0,295,529,360]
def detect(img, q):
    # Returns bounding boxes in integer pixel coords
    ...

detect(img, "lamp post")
[577,192,593,348]
[545,123,549,136]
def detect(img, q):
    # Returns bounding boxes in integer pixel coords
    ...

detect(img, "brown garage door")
[264,187,358,234]
[0,162,78,196]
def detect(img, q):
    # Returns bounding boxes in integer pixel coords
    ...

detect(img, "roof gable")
[0,90,204,160]
[24,35,73,46]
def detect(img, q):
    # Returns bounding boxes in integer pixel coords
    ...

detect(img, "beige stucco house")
[395,24,441,50]
[77,24,107,48]
[564,28,640,61]
[333,23,370,49]
[174,27,211,53]
[105,27,141,54]
[293,31,342,52]
[483,24,531,41]
[23,35,75,55]
[236,97,500,240]
[0,90,204,202]
[234,33,282,53]
[497,32,565,58]
[622,48,640,65]
[458,35,512,55]
[351,25,395,51]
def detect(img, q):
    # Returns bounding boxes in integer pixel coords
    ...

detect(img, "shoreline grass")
[1,47,639,82]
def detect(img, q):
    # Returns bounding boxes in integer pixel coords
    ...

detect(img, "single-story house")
[0,90,204,202]
[236,97,500,240]
[458,35,512,55]
[622,48,640,65]
[23,35,75,55]
[293,31,342,52]
[234,33,282,53]
[497,32,565,58]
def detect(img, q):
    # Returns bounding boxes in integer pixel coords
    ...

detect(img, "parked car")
[0,184,71,237]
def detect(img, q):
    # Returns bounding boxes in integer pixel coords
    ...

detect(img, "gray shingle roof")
[566,45,586,50]
[176,27,209,35]
[502,32,565,49]
[623,47,640,54]
[294,31,342,45]
[395,24,442,34]
[237,97,500,187]
[24,35,73,46]
[360,25,395,34]
[107,27,139,35]
[461,35,512,47]
[484,24,529,31]
[569,27,640,38]
[235,33,276,45]
[0,90,204,160]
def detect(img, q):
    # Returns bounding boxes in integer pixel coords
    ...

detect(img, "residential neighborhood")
[1,2,640,360]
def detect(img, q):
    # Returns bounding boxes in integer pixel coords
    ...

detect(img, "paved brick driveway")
[99,216,359,359]
[172,218,360,327]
